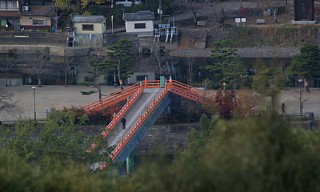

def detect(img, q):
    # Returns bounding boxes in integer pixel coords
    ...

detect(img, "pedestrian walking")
[304,80,310,93]
[281,102,286,115]
[121,117,126,130]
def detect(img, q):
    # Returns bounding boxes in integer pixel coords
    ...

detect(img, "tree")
[252,67,285,113]
[2,109,112,166]
[0,49,17,86]
[289,43,320,82]
[88,53,108,99]
[53,0,112,30]
[59,55,75,86]
[207,40,246,89]
[0,87,17,115]
[22,49,51,86]
[103,39,135,90]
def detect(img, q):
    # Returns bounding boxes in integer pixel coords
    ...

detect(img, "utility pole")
[32,86,36,121]
[158,0,163,23]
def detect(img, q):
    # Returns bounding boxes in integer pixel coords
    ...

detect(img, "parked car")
[115,0,142,7]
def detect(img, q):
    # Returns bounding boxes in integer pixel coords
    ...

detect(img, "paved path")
[1,85,319,121]
[1,85,120,121]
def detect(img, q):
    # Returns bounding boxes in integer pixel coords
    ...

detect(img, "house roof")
[72,15,106,23]
[0,11,19,17]
[123,10,155,21]
[19,5,55,17]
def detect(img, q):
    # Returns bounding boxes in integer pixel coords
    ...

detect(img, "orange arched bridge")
[84,79,215,165]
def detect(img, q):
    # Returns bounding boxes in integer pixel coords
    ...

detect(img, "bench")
[256,18,265,25]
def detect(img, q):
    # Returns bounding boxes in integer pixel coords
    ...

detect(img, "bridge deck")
[106,88,164,147]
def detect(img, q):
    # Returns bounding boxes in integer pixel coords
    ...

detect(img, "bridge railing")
[86,79,216,154]
[87,83,144,153]
[84,82,140,113]
[111,87,169,161]
[166,80,215,104]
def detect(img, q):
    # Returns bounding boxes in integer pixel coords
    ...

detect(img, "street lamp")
[32,86,36,121]
[298,78,303,116]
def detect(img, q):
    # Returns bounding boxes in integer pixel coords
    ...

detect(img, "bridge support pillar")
[126,152,134,174]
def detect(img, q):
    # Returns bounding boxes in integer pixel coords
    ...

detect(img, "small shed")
[72,15,107,47]
[122,10,155,37]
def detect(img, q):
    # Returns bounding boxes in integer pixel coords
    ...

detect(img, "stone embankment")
[169,46,300,58]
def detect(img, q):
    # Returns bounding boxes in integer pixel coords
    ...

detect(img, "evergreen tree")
[207,40,246,89]
[105,39,134,89]
[290,43,320,80]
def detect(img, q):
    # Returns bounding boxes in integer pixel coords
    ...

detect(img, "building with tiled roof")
[0,0,20,30]
[72,15,107,47]
[19,5,55,31]
[122,10,155,37]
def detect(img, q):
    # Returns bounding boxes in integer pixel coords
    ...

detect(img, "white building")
[122,10,155,37]
[72,15,107,47]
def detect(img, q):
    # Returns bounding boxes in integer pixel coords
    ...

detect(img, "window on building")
[0,2,6,9]
[0,1,18,10]
[136,75,147,81]
[134,23,146,29]
[82,24,94,31]
[32,20,45,26]
[7,1,18,9]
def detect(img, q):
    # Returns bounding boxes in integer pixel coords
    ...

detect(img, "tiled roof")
[0,11,19,17]
[123,10,155,21]
[72,15,106,23]
[19,5,55,17]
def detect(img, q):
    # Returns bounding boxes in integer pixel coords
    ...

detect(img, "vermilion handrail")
[166,80,215,104]
[87,84,144,153]
[111,87,169,161]
[84,82,140,114]
[87,80,216,156]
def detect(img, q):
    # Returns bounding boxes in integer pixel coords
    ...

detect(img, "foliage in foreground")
[1,113,320,191]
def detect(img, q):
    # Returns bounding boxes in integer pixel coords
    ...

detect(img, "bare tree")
[60,56,75,86]
[0,49,17,86]
[151,44,163,74]
[0,87,17,114]
[22,48,51,86]
[295,79,310,116]
[187,57,193,85]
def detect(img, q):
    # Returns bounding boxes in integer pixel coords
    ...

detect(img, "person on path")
[121,117,126,130]
[304,80,310,93]
[281,102,286,115]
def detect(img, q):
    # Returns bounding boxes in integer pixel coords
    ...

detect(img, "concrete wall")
[75,34,104,47]
[0,78,22,86]
[0,32,66,46]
